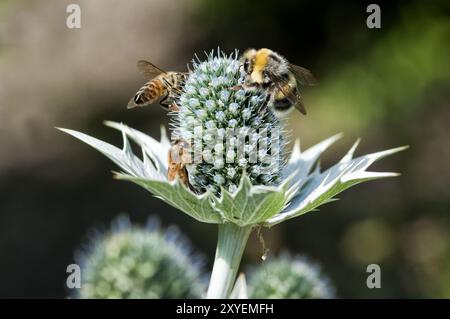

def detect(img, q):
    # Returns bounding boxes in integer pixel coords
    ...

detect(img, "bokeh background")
[0,0,449,298]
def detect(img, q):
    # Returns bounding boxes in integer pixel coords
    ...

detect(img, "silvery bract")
[59,121,405,227]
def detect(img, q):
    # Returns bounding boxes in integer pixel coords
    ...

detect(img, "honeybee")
[127,60,187,111]
[167,139,197,192]
[236,48,317,115]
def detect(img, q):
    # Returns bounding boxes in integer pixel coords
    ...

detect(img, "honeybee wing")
[268,73,308,115]
[137,60,166,79]
[289,64,317,87]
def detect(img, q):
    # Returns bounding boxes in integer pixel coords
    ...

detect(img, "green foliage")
[76,216,205,299]
[311,6,450,134]
[248,254,335,299]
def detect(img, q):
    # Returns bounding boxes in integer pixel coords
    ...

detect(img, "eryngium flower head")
[248,254,335,299]
[172,50,284,195]
[76,216,205,299]
[59,49,406,227]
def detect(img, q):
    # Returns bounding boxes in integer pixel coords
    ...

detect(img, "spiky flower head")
[76,216,205,299]
[248,254,335,299]
[59,49,406,227]
[173,50,284,195]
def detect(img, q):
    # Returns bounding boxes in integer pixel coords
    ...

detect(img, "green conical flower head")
[76,216,205,299]
[173,50,285,195]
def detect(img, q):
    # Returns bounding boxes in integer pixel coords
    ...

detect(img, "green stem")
[206,223,252,299]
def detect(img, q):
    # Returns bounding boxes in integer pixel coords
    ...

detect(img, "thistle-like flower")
[59,50,406,298]
[173,51,283,195]
[76,216,205,299]
[248,253,335,299]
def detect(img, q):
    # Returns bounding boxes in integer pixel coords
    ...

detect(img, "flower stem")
[206,223,252,299]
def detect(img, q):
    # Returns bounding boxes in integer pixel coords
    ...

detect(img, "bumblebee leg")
[230,83,259,91]
[230,84,243,91]
[258,92,272,113]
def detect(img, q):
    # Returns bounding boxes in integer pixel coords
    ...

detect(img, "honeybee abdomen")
[133,78,166,106]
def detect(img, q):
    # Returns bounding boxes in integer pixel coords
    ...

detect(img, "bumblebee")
[237,48,316,115]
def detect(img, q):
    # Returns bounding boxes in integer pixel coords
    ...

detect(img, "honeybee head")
[241,48,289,85]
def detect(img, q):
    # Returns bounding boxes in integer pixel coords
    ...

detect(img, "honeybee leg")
[159,95,171,110]
[168,103,180,112]
[160,95,180,112]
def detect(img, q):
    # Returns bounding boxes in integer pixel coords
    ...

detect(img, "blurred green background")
[0,0,449,298]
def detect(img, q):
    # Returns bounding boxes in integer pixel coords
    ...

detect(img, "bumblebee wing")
[294,94,307,115]
[269,73,307,115]
[289,64,317,87]
[137,60,166,80]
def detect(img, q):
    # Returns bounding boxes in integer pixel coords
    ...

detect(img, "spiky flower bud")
[173,50,285,195]
[248,254,335,299]
[76,216,205,299]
